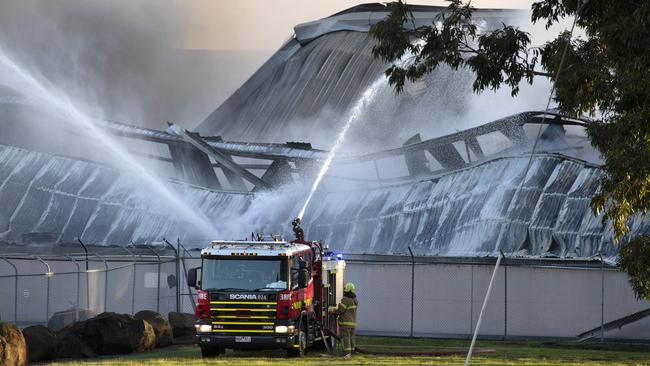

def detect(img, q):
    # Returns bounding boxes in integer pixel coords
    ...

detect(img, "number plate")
[235,336,251,343]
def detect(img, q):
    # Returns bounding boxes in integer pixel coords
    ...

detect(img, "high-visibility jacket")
[333,294,358,328]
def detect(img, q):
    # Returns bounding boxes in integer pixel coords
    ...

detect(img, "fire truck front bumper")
[196,334,297,349]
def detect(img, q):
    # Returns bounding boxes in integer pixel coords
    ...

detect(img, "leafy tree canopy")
[370,0,650,297]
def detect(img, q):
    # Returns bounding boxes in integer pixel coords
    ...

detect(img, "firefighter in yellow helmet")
[329,282,358,359]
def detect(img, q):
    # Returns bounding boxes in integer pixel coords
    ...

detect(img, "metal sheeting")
[0,144,252,245]
[0,142,645,260]
[194,28,509,148]
[294,5,521,44]
[196,25,525,150]
[196,31,392,143]
[297,155,649,260]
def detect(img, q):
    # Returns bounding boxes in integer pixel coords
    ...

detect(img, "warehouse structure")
[0,4,649,340]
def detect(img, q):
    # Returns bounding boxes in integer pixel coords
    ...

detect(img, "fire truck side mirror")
[298,268,309,288]
[187,267,199,289]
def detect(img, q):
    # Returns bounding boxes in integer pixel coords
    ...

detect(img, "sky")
[181,0,537,51]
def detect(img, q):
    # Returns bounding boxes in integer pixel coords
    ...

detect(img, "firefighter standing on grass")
[329,282,358,359]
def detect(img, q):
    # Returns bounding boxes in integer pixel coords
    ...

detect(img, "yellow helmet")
[344,282,355,293]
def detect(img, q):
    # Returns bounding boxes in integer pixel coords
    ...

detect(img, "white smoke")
[0,0,264,130]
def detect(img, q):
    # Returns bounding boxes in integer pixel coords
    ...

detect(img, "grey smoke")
[0,0,266,130]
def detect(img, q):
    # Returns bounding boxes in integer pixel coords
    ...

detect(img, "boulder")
[130,320,155,352]
[54,324,95,359]
[167,312,195,339]
[55,312,155,358]
[22,325,55,362]
[48,308,96,332]
[85,313,155,354]
[0,322,27,366]
[134,310,172,348]
[82,313,133,355]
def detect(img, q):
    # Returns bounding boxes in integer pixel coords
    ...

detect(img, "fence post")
[470,265,474,337]
[164,239,180,313]
[77,239,90,312]
[146,245,162,313]
[177,240,196,310]
[92,253,109,313]
[1,257,18,323]
[500,250,507,340]
[599,251,604,343]
[124,246,138,314]
[35,256,53,323]
[176,240,180,312]
[408,246,414,338]
[64,255,81,321]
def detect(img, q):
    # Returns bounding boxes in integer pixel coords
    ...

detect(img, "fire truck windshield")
[201,257,289,292]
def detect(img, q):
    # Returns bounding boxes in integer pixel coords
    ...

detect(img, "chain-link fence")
[0,241,197,326]
[346,254,650,341]
[1,244,649,341]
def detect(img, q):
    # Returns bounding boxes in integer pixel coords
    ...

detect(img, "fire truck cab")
[187,238,346,357]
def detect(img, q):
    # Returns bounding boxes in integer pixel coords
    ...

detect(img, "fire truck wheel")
[200,346,224,358]
[287,325,307,357]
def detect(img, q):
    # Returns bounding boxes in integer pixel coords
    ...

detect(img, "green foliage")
[619,236,650,299]
[370,0,539,95]
[370,0,650,298]
[589,107,650,239]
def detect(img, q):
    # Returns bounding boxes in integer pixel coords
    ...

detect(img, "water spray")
[293,37,421,225]
[0,48,218,239]
[295,76,387,222]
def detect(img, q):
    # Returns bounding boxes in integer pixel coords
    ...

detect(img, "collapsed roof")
[0,3,641,261]
[0,142,635,262]
[195,4,525,150]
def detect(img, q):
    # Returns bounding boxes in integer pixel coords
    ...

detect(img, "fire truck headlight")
[198,324,212,333]
[275,325,288,333]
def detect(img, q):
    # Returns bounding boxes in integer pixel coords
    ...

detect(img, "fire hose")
[311,311,340,353]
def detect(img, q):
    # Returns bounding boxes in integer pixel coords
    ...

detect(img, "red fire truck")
[186,236,346,357]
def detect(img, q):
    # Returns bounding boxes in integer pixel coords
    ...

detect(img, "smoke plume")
[0,0,262,130]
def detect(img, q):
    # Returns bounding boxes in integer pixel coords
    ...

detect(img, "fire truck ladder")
[576,308,650,342]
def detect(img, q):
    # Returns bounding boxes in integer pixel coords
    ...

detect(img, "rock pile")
[1,311,180,363]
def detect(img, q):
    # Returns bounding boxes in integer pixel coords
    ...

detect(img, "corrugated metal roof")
[0,144,252,245]
[197,31,389,145]
[297,154,642,261]
[1,142,644,261]
[195,10,525,151]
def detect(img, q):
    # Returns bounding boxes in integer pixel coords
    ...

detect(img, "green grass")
[45,336,650,366]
